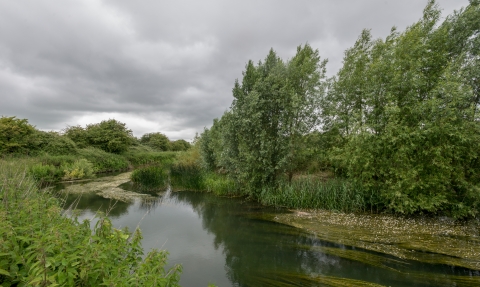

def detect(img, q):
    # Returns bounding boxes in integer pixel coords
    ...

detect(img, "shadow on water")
[171,191,480,287]
[55,173,480,287]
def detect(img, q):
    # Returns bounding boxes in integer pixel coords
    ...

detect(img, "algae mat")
[58,172,159,202]
[273,210,480,271]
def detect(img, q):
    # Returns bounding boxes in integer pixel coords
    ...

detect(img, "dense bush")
[62,159,95,180]
[30,131,78,156]
[77,147,129,173]
[64,119,134,154]
[0,161,182,286]
[140,132,170,151]
[0,116,36,154]
[169,139,191,151]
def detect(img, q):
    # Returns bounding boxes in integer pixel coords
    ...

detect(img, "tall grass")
[170,164,204,190]
[131,165,169,191]
[259,177,366,213]
[77,147,129,172]
[0,160,182,286]
[123,150,176,167]
[202,172,238,195]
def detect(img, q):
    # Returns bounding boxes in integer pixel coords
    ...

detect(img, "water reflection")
[57,177,480,287]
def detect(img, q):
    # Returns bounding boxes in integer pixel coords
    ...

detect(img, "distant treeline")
[197,0,480,218]
[0,117,191,156]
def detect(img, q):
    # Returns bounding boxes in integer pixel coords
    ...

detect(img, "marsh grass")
[202,172,238,195]
[170,164,204,190]
[131,165,169,191]
[259,177,366,213]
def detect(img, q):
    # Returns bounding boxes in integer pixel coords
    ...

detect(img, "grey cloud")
[0,0,469,140]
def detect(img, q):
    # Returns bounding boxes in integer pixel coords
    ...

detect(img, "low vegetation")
[0,160,182,286]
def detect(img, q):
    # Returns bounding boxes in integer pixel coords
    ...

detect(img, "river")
[55,172,480,287]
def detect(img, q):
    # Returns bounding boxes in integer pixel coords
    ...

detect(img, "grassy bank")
[1,148,177,185]
[0,160,181,286]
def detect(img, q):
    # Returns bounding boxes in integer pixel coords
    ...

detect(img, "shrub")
[140,132,170,151]
[62,159,94,180]
[29,163,60,183]
[29,131,78,156]
[0,116,35,154]
[123,151,176,167]
[77,147,129,173]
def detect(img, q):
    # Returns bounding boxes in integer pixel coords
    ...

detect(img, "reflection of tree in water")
[171,192,344,286]
[138,194,168,212]
[171,192,471,287]
[59,192,132,218]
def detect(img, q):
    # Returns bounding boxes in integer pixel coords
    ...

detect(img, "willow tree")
[205,45,327,196]
[324,0,480,217]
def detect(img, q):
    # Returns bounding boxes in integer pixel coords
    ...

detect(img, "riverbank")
[0,161,182,286]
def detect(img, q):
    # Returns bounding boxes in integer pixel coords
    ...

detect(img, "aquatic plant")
[259,177,366,213]
[131,165,169,191]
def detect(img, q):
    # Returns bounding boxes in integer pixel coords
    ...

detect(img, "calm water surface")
[57,176,479,287]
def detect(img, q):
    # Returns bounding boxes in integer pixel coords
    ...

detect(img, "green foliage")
[77,147,129,173]
[169,139,191,151]
[131,165,169,191]
[202,172,238,195]
[62,159,95,180]
[201,45,327,196]
[29,163,61,183]
[323,1,480,217]
[195,1,480,217]
[65,120,134,154]
[0,160,182,286]
[259,177,366,213]
[123,151,176,167]
[140,132,170,151]
[63,125,89,148]
[0,116,35,154]
[29,131,78,156]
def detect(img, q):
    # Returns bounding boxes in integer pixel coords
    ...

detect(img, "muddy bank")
[272,210,480,271]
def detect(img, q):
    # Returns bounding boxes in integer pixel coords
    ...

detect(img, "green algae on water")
[273,210,480,271]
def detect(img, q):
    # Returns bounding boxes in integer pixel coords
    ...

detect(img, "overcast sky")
[0,0,470,140]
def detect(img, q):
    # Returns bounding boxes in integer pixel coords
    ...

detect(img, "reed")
[131,165,169,191]
[170,163,204,190]
[259,177,366,213]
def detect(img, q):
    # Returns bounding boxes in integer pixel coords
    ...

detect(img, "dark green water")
[58,179,480,287]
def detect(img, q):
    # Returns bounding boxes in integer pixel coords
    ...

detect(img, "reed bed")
[259,177,366,213]
[131,165,169,191]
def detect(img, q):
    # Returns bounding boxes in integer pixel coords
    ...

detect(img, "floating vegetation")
[248,271,385,287]
[57,172,158,202]
[273,210,480,270]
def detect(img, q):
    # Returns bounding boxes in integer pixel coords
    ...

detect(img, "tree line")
[198,0,480,218]
[0,117,190,155]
